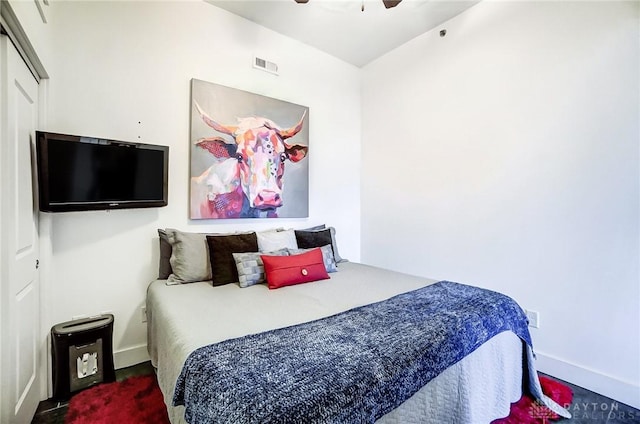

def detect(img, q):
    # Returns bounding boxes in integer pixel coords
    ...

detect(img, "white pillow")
[257,229,298,252]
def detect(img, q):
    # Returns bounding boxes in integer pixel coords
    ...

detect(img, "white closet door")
[0,34,41,424]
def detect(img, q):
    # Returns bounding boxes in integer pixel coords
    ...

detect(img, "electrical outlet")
[525,309,540,328]
[141,306,147,323]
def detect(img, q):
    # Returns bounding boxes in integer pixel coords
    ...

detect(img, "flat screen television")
[36,131,169,212]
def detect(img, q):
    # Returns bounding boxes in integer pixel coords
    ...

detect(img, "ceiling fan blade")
[382,0,402,8]
[294,0,401,7]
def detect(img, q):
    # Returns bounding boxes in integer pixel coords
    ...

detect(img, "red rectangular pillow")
[261,248,330,289]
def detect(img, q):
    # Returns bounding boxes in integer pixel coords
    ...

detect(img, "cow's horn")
[278,110,307,140]
[194,101,237,135]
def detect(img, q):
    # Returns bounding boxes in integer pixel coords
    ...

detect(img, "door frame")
[0,2,50,420]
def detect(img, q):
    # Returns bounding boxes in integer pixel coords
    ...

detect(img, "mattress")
[147,262,527,423]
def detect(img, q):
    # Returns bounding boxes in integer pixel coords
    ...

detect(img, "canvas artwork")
[190,79,309,219]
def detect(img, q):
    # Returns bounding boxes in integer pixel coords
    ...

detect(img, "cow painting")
[190,101,308,219]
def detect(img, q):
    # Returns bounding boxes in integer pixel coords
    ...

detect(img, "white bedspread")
[147,262,525,423]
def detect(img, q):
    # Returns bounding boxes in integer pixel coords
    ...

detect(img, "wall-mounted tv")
[36,131,169,212]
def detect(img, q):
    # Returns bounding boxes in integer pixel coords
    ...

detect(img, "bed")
[147,253,569,424]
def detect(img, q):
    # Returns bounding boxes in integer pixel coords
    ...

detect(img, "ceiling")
[206,0,480,67]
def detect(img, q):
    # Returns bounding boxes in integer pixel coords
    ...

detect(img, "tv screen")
[36,131,169,212]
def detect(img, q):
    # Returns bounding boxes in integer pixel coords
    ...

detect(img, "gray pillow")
[165,229,212,285]
[303,224,326,231]
[327,227,345,263]
[288,245,337,273]
[233,249,289,288]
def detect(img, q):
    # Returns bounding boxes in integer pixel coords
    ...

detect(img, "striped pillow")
[233,249,289,288]
[288,244,337,273]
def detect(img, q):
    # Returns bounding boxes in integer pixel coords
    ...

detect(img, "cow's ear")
[285,144,308,163]
[196,137,237,159]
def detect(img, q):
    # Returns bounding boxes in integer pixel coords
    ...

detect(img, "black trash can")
[51,314,115,400]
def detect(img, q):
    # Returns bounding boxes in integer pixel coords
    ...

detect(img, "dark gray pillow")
[158,229,172,279]
[294,227,344,263]
[207,233,259,286]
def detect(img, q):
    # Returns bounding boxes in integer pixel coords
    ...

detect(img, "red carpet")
[493,375,574,424]
[65,375,170,424]
[65,373,571,423]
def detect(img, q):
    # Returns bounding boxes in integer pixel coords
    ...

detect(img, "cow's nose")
[258,193,280,201]
[255,191,282,208]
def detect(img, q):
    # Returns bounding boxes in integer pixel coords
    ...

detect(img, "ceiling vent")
[253,56,279,76]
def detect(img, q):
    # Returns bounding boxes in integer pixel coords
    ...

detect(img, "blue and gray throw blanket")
[174,281,534,423]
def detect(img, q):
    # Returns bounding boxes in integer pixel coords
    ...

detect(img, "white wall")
[362,1,639,408]
[43,1,361,367]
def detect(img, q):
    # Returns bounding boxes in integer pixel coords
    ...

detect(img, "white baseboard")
[113,344,150,370]
[535,351,640,410]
